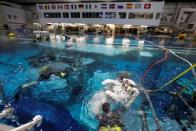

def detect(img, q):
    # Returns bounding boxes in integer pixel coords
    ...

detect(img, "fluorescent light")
[140,25,148,28]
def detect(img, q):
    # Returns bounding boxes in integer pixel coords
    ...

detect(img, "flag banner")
[117,5,124,9]
[38,5,43,10]
[79,4,84,9]
[109,4,115,9]
[51,5,56,9]
[64,5,69,9]
[101,4,107,9]
[57,5,63,9]
[45,5,50,10]
[126,4,133,9]
[144,3,151,9]
[135,3,141,9]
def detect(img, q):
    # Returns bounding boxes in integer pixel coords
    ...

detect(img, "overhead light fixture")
[140,25,148,28]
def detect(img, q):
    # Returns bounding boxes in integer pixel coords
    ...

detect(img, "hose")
[131,35,196,77]
[141,50,169,82]
[148,64,196,92]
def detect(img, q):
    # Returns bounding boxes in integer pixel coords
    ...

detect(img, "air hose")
[148,64,196,93]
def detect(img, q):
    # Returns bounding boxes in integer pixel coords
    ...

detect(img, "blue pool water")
[0,35,195,131]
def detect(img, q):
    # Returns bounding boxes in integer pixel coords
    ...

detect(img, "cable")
[131,35,196,77]
[141,50,169,82]
[149,64,196,92]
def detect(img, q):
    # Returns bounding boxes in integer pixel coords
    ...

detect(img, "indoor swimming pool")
[0,34,195,131]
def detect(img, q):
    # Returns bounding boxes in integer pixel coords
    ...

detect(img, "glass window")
[128,13,135,19]
[105,12,116,19]
[119,12,126,19]
[8,14,12,19]
[156,13,161,19]
[44,13,49,18]
[71,12,80,18]
[145,13,153,19]
[63,12,69,18]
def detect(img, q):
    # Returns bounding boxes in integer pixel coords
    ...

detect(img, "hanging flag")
[135,3,141,9]
[57,5,63,9]
[64,5,69,9]
[144,3,151,9]
[126,4,133,9]
[101,4,107,9]
[79,4,84,9]
[117,5,124,9]
[109,4,115,9]
[38,5,43,10]
[51,4,56,9]
[45,5,50,10]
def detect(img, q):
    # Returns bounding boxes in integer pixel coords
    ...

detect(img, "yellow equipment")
[99,125,122,131]
[177,33,186,42]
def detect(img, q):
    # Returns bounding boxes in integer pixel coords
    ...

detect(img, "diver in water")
[39,66,69,81]
[98,102,124,131]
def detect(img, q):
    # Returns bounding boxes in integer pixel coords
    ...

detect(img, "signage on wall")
[144,3,151,9]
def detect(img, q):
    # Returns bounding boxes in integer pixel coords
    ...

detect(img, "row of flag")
[38,3,151,10]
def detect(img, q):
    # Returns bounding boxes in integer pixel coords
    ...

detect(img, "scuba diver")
[89,72,140,115]
[98,102,124,131]
[39,66,69,81]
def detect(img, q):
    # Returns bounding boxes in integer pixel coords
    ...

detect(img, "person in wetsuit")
[98,102,124,131]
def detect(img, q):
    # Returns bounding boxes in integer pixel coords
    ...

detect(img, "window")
[44,12,61,18]
[119,12,126,19]
[128,12,153,19]
[8,14,12,19]
[71,12,80,18]
[14,15,17,19]
[63,12,69,18]
[82,12,103,18]
[187,24,194,29]
[144,13,153,19]
[128,13,135,19]
[156,13,161,19]
[105,12,116,19]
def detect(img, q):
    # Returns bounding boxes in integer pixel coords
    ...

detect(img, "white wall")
[37,2,164,26]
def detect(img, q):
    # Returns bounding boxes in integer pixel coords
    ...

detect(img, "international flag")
[79,4,84,9]
[101,4,107,9]
[144,3,151,9]
[135,3,141,9]
[45,5,50,10]
[57,5,63,9]
[64,5,69,9]
[126,4,133,9]
[51,5,56,9]
[38,5,43,10]
[117,5,124,9]
[109,4,115,9]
